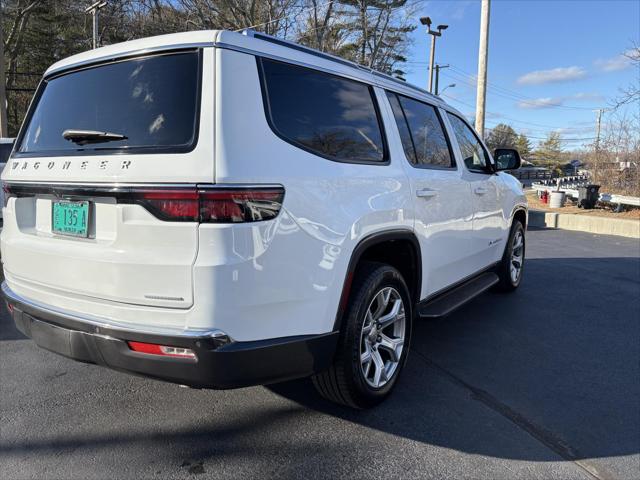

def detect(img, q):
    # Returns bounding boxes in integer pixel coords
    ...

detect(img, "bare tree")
[611,43,640,110]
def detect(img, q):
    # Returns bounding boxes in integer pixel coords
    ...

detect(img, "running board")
[417,272,499,318]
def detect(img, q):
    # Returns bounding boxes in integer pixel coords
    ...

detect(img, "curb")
[529,210,640,238]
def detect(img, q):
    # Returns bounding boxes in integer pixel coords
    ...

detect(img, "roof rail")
[240,29,439,102]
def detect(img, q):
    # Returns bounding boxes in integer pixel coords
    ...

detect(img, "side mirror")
[494,148,521,171]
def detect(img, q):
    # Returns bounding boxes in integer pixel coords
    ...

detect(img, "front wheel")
[312,262,412,409]
[495,220,525,292]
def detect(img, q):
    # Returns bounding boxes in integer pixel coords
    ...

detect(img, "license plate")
[52,200,90,237]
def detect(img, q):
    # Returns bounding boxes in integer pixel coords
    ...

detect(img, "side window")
[259,58,386,163]
[446,113,492,173]
[386,92,454,168]
[386,92,417,164]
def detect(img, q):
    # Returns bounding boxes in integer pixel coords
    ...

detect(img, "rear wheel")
[495,220,525,292]
[313,262,412,409]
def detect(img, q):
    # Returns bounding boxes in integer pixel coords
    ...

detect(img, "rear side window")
[17,51,200,155]
[387,92,454,169]
[259,58,386,163]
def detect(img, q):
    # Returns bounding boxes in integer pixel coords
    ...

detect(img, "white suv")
[1,30,527,408]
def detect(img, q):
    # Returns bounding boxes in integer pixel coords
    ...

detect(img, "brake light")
[200,189,284,223]
[127,341,197,360]
[126,186,285,223]
[0,183,285,223]
[131,189,200,222]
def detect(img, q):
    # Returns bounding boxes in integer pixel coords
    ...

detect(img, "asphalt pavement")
[1,228,639,479]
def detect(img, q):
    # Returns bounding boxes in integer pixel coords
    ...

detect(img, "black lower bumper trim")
[5,286,338,389]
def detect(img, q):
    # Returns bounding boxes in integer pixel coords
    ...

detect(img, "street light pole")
[85,1,108,49]
[420,17,448,93]
[428,35,436,92]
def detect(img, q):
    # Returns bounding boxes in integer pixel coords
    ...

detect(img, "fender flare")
[332,229,421,332]
[510,205,528,228]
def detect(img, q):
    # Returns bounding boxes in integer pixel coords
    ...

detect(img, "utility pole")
[434,64,449,95]
[593,108,604,181]
[85,1,108,49]
[420,17,448,93]
[0,20,8,137]
[474,0,491,139]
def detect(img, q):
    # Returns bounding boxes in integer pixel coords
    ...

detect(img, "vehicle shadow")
[268,254,640,463]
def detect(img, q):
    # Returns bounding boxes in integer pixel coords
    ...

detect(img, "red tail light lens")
[1,183,284,223]
[200,188,285,223]
[131,189,200,222]
[126,186,284,223]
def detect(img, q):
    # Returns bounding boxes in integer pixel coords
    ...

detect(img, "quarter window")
[386,92,454,168]
[446,113,491,173]
[259,58,386,163]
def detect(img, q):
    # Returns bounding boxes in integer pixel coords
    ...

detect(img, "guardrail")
[510,170,555,180]
[531,183,640,207]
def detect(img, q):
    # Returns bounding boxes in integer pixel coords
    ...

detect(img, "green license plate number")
[52,201,90,237]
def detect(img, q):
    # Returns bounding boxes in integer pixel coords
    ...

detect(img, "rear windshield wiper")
[63,129,128,146]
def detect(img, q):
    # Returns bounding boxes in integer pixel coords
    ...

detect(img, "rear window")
[259,58,387,163]
[17,51,200,155]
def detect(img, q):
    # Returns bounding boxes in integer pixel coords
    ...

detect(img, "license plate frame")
[51,200,90,238]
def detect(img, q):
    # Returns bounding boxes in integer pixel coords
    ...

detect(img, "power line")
[440,93,597,132]
[406,61,604,111]
[444,66,601,111]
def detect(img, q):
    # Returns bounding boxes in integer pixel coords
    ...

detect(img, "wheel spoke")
[362,312,374,334]
[513,235,523,251]
[378,334,403,362]
[361,345,372,365]
[378,299,402,329]
[512,259,522,268]
[371,349,387,387]
[370,289,389,320]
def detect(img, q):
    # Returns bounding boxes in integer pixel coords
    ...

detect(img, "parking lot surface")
[1,228,639,479]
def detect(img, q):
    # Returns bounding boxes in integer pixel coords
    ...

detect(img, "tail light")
[124,186,285,223]
[1,183,285,223]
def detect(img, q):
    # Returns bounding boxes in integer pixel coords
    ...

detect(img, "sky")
[402,0,640,149]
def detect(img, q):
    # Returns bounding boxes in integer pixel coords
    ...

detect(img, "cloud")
[517,97,564,109]
[516,92,603,109]
[595,51,634,72]
[516,66,586,85]
[451,1,474,20]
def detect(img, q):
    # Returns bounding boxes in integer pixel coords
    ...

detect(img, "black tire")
[494,220,525,292]
[312,262,412,409]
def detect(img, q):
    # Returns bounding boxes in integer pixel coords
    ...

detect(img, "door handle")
[474,186,488,195]
[416,188,438,199]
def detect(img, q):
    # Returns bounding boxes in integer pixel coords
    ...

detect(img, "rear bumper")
[2,282,338,389]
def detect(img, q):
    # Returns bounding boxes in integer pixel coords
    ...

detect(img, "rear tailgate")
[1,47,215,309]
[2,188,197,308]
